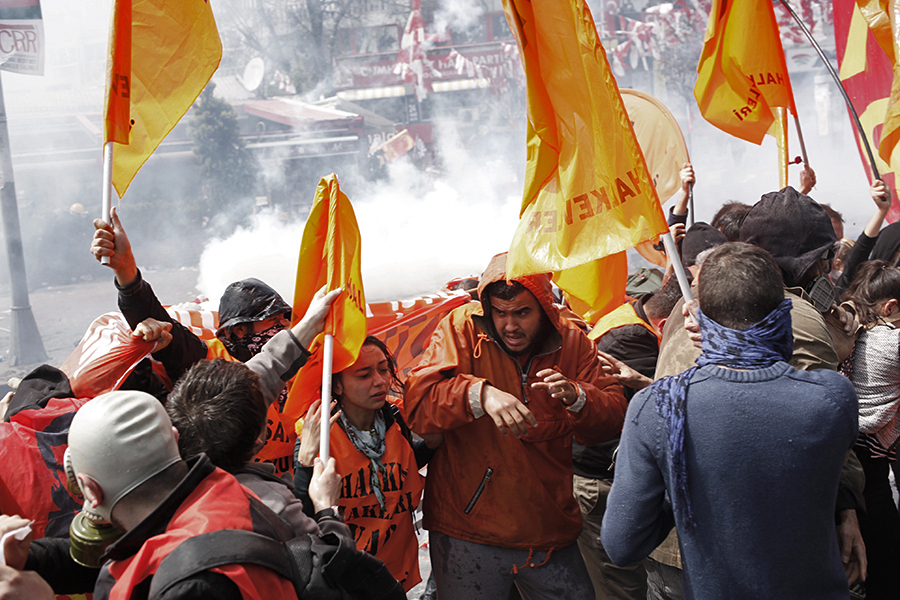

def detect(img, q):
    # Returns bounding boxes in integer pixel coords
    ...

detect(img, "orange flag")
[694,0,797,145]
[502,0,669,312]
[103,0,222,197]
[284,175,367,421]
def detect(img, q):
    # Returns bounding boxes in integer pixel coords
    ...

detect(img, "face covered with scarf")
[224,315,289,361]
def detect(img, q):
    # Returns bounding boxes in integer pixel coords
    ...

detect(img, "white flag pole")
[320,333,334,463]
[101,141,114,265]
[661,230,696,321]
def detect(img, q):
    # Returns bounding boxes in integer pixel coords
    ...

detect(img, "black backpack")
[148,528,406,600]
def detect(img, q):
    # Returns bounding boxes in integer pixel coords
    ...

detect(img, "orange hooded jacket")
[405,253,626,550]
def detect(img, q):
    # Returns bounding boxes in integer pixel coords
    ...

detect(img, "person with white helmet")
[0,389,342,599]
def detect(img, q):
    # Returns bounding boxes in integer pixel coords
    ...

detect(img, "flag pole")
[320,333,334,463]
[101,141,114,265]
[793,115,809,165]
[777,0,879,178]
[688,183,695,228]
[661,231,695,319]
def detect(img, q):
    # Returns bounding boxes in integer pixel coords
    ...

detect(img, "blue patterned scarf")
[649,298,793,530]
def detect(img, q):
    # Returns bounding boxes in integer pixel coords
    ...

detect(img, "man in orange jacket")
[405,252,627,600]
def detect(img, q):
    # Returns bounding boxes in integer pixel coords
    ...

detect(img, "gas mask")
[804,275,837,314]
[63,449,123,568]
[64,390,182,567]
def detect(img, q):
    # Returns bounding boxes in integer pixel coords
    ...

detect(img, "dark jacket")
[116,270,209,385]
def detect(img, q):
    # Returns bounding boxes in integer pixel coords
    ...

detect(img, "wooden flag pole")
[101,141,114,265]
[320,333,334,463]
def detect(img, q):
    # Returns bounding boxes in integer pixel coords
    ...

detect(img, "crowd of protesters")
[0,163,897,600]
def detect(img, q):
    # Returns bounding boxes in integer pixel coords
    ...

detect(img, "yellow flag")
[502,0,668,286]
[772,107,790,188]
[694,0,796,145]
[103,0,222,197]
[554,253,628,325]
[284,175,367,421]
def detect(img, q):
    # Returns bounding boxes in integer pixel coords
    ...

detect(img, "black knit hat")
[740,187,836,287]
[681,222,726,268]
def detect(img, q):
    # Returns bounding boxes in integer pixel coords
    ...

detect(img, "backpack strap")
[148,529,311,599]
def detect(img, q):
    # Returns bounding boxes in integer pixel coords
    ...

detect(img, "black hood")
[216,278,291,342]
[740,186,836,287]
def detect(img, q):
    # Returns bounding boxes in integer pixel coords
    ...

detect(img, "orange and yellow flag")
[502,0,669,317]
[694,0,797,145]
[104,0,222,197]
[284,175,367,421]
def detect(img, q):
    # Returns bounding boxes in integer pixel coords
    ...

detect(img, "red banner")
[833,0,900,222]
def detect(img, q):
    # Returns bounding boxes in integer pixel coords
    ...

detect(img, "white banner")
[0,0,43,76]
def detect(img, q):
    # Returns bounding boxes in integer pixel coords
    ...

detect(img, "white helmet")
[65,391,180,522]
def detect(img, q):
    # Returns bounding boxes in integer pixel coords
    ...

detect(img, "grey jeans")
[429,530,594,600]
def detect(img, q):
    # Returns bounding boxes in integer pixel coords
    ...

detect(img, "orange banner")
[694,0,796,145]
[369,291,470,374]
[502,0,668,285]
[104,0,222,197]
[285,175,367,421]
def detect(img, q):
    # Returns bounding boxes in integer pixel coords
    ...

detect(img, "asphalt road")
[0,266,202,383]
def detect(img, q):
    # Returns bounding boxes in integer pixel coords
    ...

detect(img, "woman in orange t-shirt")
[295,336,439,592]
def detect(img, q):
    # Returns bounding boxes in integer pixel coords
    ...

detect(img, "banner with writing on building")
[104,0,222,197]
[834,0,899,223]
[502,0,668,283]
[285,174,367,421]
[694,0,796,145]
[0,0,43,75]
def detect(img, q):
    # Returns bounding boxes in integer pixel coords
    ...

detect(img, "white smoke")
[197,121,522,305]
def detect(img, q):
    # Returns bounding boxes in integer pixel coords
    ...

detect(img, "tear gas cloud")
[0,0,884,305]
[197,121,523,304]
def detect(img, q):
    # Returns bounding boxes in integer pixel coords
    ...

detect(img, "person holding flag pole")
[288,175,435,592]
[100,0,222,255]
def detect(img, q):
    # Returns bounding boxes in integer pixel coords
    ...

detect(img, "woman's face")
[335,344,390,414]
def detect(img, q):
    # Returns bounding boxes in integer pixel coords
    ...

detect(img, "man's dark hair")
[843,260,900,326]
[644,276,683,321]
[710,202,751,242]
[698,243,784,330]
[166,359,266,473]
[482,280,528,302]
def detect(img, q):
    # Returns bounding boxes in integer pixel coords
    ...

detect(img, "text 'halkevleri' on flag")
[285,174,367,421]
[104,0,222,198]
[694,0,797,146]
[502,0,668,281]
